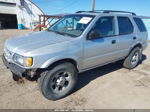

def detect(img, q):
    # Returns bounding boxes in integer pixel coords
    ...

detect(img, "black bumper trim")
[2,55,27,77]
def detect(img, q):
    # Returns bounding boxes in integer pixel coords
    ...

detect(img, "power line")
[47,0,79,14]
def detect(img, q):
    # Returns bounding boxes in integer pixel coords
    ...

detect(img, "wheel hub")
[131,52,139,65]
[56,76,66,86]
[51,71,70,92]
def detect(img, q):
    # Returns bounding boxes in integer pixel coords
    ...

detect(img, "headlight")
[13,54,33,67]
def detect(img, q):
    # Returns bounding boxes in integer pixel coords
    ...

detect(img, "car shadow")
[72,54,147,93]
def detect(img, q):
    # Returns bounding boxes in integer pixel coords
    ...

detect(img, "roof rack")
[76,11,92,13]
[95,10,136,15]
[76,10,136,16]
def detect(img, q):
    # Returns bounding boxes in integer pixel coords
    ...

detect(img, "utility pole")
[92,0,95,12]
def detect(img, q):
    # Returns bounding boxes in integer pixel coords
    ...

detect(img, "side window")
[133,18,147,32]
[118,17,133,35]
[93,16,115,37]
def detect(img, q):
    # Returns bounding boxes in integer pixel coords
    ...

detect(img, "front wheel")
[38,62,78,100]
[123,47,141,69]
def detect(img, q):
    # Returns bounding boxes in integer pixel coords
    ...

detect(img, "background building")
[0,0,44,29]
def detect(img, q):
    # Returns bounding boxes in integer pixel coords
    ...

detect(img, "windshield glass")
[49,14,95,37]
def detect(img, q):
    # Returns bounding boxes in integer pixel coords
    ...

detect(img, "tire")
[38,62,78,100]
[123,47,141,69]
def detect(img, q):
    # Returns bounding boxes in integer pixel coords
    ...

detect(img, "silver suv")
[2,10,148,100]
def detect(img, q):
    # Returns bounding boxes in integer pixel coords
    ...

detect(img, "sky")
[32,0,150,16]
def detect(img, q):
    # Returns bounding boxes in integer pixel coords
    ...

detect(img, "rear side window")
[118,17,133,35]
[133,18,147,32]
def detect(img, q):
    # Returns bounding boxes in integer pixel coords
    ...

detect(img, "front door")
[83,16,119,69]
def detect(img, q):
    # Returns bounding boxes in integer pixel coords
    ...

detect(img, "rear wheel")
[123,47,141,69]
[38,62,78,100]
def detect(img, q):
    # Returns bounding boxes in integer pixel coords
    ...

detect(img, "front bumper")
[2,55,27,77]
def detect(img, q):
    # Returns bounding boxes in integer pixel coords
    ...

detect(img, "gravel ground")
[0,29,150,109]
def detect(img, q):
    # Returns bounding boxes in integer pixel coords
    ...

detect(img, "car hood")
[5,31,73,54]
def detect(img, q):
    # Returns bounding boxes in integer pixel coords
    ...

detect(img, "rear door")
[116,16,135,59]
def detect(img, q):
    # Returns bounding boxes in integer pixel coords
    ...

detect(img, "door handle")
[133,37,136,40]
[112,40,116,44]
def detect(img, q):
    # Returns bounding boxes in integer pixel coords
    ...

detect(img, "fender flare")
[40,55,81,71]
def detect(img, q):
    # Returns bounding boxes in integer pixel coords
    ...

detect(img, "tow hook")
[13,75,25,84]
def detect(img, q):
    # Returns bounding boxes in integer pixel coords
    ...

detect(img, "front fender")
[40,55,82,70]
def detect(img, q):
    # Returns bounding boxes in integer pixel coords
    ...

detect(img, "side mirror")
[87,30,100,40]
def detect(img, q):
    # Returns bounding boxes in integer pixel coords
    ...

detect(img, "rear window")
[118,17,134,35]
[133,18,147,32]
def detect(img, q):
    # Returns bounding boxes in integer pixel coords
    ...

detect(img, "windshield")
[49,14,95,37]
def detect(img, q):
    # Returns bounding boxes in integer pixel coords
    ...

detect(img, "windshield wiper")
[64,33,77,37]
[49,30,65,35]
[55,31,66,35]
[49,30,77,37]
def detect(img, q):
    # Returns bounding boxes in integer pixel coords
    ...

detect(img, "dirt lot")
[0,29,150,109]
